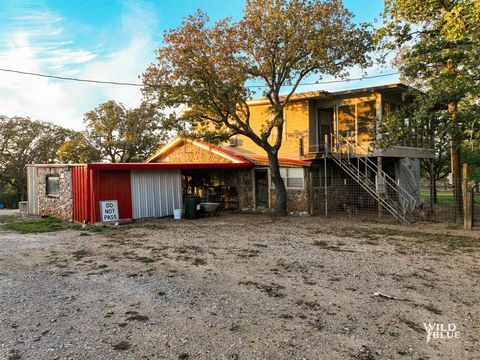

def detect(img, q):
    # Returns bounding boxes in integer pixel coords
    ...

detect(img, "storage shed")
[26,162,253,223]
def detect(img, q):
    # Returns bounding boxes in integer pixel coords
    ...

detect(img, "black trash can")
[184,196,200,219]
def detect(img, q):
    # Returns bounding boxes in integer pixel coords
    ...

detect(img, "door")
[318,108,333,151]
[255,169,269,208]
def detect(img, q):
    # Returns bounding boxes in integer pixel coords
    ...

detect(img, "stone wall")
[224,168,255,209]
[37,166,73,220]
[155,142,231,163]
[269,168,309,213]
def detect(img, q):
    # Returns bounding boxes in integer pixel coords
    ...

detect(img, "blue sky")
[0,0,396,129]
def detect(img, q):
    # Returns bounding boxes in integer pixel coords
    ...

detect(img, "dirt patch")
[0,213,478,359]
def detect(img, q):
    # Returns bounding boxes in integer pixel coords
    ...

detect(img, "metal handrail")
[330,133,417,221]
[333,154,405,220]
[332,134,417,210]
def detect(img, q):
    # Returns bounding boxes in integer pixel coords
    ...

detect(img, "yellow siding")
[236,100,310,159]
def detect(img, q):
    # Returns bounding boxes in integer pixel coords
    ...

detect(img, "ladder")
[328,133,417,223]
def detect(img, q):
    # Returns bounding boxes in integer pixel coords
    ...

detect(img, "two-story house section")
[146,83,433,222]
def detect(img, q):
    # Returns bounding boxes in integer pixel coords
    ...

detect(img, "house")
[147,83,433,221]
[25,83,433,223]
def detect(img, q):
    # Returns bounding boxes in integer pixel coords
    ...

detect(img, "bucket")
[173,208,182,220]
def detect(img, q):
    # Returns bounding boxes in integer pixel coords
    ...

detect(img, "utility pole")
[448,59,463,218]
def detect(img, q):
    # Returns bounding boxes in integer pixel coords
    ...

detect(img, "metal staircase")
[328,133,417,223]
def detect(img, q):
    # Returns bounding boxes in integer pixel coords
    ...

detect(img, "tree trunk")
[267,150,288,216]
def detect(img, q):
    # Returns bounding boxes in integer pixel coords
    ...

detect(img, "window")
[357,101,376,143]
[271,167,304,188]
[46,176,60,197]
[337,104,356,140]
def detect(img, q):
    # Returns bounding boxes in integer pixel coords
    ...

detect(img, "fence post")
[377,156,383,218]
[463,164,472,230]
[324,134,328,218]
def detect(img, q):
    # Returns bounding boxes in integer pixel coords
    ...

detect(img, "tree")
[57,132,102,164]
[143,0,373,215]
[462,143,480,186]
[83,100,166,163]
[375,91,451,203]
[0,116,74,206]
[378,0,480,205]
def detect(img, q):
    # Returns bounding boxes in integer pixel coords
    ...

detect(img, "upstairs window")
[337,104,356,140]
[46,176,60,197]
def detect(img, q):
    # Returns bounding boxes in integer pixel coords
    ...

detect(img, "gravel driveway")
[0,213,479,359]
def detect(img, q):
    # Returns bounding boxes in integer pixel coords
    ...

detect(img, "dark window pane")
[46,176,60,197]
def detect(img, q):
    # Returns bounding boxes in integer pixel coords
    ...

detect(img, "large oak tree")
[79,100,166,163]
[143,0,373,215]
[0,116,74,206]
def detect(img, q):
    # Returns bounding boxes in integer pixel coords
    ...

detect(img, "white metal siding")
[26,166,39,214]
[131,170,182,219]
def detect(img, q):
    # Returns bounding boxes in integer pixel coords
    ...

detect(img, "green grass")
[2,216,112,234]
[72,249,91,260]
[3,217,64,233]
[421,191,480,204]
[0,215,23,224]
[420,191,454,203]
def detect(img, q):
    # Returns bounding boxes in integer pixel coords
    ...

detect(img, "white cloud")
[0,3,158,130]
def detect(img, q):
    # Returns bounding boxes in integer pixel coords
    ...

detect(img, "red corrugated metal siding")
[71,166,89,223]
[90,170,132,223]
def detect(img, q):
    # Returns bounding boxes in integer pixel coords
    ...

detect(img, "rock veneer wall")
[269,168,309,213]
[155,142,231,163]
[36,166,73,220]
[224,169,255,209]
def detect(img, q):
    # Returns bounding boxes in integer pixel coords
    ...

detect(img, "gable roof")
[146,137,309,168]
[145,137,253,164]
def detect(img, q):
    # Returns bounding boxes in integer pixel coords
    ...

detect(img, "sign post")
[99,200,119,222]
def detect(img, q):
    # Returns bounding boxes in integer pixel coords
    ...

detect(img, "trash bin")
[184,196,200,219]
[173,208,182,220]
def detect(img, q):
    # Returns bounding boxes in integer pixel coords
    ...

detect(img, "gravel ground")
[0,213,479,360]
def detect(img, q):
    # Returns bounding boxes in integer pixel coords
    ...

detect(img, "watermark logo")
[423,323,460,343]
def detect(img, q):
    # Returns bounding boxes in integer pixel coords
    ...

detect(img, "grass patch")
[2,216,111,234]
[8,349,21,360]
[3,216,64,233]
[0,215,23,223]
[112,341,130,351]
[136,256,155,264]
[72,249,91,260]
[192,257,207,266]
[312,240,354,252]
[125,311,149,321]
[420,191,454,203]
[423,304,442,315]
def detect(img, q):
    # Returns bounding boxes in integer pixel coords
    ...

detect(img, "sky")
[0,0,397,130]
